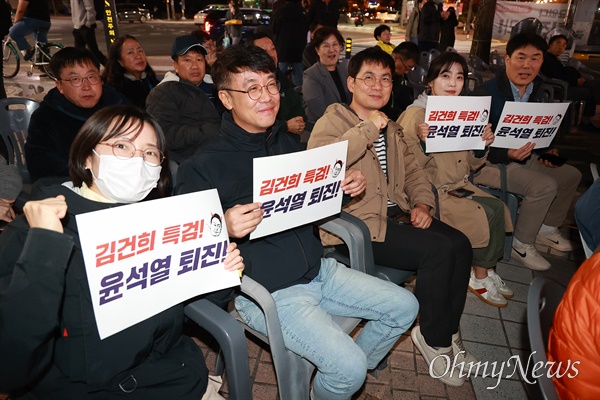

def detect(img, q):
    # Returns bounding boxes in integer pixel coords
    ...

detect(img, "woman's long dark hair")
[426,52,469,95]
[103,35,158,88]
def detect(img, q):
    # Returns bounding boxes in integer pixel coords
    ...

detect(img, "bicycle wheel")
[39,43,63,78]
[3,41,20,79]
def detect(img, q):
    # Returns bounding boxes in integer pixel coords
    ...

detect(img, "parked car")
[116,4,152,23]
[201,8,271,44]
[193,4,228,26]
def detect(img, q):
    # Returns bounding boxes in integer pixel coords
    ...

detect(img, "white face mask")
[91,151,162,203]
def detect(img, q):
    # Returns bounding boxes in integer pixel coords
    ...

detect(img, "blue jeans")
[235,258,418,400]
[9,18,51,50]
[278,61,303,87]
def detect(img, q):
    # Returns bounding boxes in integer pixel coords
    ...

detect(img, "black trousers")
[371,218,472,348]
[72,26,107,66]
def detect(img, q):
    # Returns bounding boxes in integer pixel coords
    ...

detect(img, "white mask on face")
[91,150,161,203]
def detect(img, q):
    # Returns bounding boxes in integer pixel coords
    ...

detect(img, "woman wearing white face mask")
[0,105,244,399]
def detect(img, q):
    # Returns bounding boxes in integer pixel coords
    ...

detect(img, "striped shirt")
[373,129,397,208]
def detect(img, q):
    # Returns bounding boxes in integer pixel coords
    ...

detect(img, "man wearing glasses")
[309,48,475,387]
[176,45,419,400]
[25,47,127,182]
[382,41,420,120]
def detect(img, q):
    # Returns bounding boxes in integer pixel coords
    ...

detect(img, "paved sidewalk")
[188,245,584,400]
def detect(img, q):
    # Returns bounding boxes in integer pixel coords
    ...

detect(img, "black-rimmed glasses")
[399,57,415,72]
[355,75,393,87]
[98,140,164,166]
[58,74,102,87]
[223,81,281,100]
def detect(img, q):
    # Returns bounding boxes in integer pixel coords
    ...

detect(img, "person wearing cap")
[0,156,22,226]
[24,47,127,182]
[146,35,221,163]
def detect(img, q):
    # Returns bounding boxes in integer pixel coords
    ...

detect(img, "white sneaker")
[452,331,477,369]
[536,228,574,252]
[487,269,514,299]
[468,272,508,307]
[411,326,466,387]
[511,242,551,270]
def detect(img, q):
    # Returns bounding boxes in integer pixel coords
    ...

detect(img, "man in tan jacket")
[308,48,474,387]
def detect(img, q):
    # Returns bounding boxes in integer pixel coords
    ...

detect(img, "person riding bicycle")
[8,0,51,61]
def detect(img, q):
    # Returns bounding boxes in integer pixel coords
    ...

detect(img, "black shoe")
[23,48,34,61]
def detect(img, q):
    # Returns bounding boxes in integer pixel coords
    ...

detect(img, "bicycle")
[2,34,64,79]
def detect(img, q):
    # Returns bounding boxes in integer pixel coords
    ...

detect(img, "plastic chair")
[538,74,573,139]
[407,65,428,98]
[567,58,600,80]
[580,231,593,259]
[226,215,369,400]
[580,163,599,258]
[0,97,40,185]
[475,164,522,261]
[184,299,252,399]
[526,277,565,400]
[489,50,505,74]
[419,51,434,70]
[468,55,495,84]
[323,211,415,284]
[510,18,543,38]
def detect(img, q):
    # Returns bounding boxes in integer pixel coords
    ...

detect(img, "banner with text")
[77,190,240,339]
[491,102,570,149]
[424,96,491,153]
[492,1,568,42]
[251,141,348,239]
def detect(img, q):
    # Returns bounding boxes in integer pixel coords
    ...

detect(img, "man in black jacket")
[146,35,222,163]
[24,47,127,181]
[471,34,581,271]
[540,34,599,128]
[175,45,419,400]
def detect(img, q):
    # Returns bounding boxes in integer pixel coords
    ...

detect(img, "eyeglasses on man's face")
[355,74,393,88]
[223,80,281,100]
[98,140,164,166]
[59,74,102,87]
[398,56,416,72]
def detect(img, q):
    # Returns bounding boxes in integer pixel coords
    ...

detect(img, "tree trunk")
[470,0,497,63]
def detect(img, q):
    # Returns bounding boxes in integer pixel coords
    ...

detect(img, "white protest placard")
[251,141,348,239]
[491,102,570,149]
[76,189,240,340]
[423,96,491,153]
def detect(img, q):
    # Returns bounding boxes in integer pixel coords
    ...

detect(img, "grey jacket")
[302,59,352,127]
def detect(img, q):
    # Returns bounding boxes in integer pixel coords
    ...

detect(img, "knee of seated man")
[382,285,420,322]
[526,172,558,197]
[434,227,471,258]
[558,164,582,189]
[322,349,368,390]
